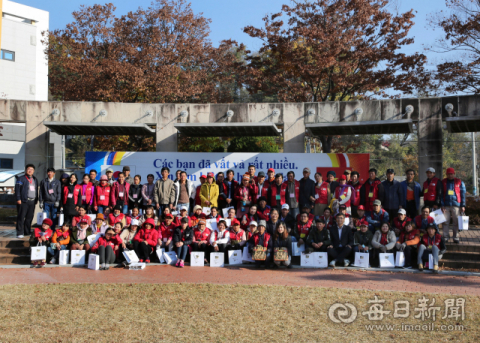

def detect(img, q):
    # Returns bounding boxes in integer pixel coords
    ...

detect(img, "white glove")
[55,202,60,208]
[39,202,43,209]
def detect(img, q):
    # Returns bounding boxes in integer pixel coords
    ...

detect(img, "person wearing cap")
[241,204,259,230]
[228,218,247,250]
[158,214,175,252]
[414,206,437,234]
[334,176,354,215]
[120,218,139,253]
[371,222,396,266]
[299,167,316,212]
[256,196,271,221]
[190,205,204,227]
[366,200,389,233]
[234,174,253,218]
[210,219,231,258]
[111,172,131,215]
[94,175,111,215]
[285,171,300,218]
[353,219,373,264]
[348,171,362,217]
[200,172,219,209]
[273,222,293,268]
[327,212,354,267]
[279,203,296,232]
[440,167,466,243]
[314,172,331,217]
[154,167,176,213]
[61,173,80,224]
[133,218,158,263]
[39,167,61,231]
[192,219,212,264]
[395,221,420,269]
[121,166,133,185]
[108,205,127,227]
[76,174,95,213]
[417,223,446,273]
[91,227,120,270]
[195,175,206,206]
[422,167,441,210]
[266,208,282,236]
[360,168,384,213]
[173,171,195,215]
[382,168,403,222]
[267,173,284,210]
[393,209,412,237]
[70,217,93,253]
[49,221,71,264]
[352,205,367,231]
[105,168,115,186]
[248,220,273,268]
[264,168,276,189]
[72,205,92,228]
[306,218,331,253]
[344,170,351,183]
[326,171,339,194]
[138,205,159,227]
[141,174,156,208]
[400,169,422,220]
[32,218,54,267]
[89,169,99,187]
[245,220,258,240]
[128,175,143,213]
[173,217,194,268]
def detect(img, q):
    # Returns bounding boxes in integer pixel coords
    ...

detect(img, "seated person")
[225,207,237,227]
[306,218,331,253]
[246,220,257,241]
[173,217,194,268]
[91,228,118,270]
[353,219,374,265]
[392,208,412,237]
[366,200,389,233]
[70,218,93,253]
[175,205,191,227]
[207,207,222,222]
[190,205,204,227]
[32,218,53,267]
[158,214,175,252]
[327,213,354,268]
[296,203,315,223]
[417,223,446,273]
[317,207,334,230]
[371,222,396,267]
[256,197,271,221]
[228,219,247,252]
[93,213,109,234]
[293,212,313,246]
[273,222,292,268]
[395,222,420,269]
[266,208,281,236]
[210,219,230,257]
[133,218,157,263]
[49,222,71,264]
[120,218,139,253]
[72,205,92,228]
[352,205,367,231]
[241,204,258,230]
[127,207,142,226]
[192,219,212,265]
[279,204,296,233]
[414,206,437,235]
[138,205,158,227]
[108,205,127,227]
[248,220,272,268]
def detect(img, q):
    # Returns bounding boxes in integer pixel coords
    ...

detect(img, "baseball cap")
[373,199,382,206]
[200,175,207,179]
[198,219,206,225]
[164,213,173,219]
[249,221,258,227]
[242,174,250,180]
[386,168,395,174]
[357,205,365,211]
[79,218,89,225]
[131,219,139,226]
[339,204,346,209]
[344,170,351,175]
[282,204,290,210]
[258,220,267,228]
[339,175,347,180]
[122,166,130,171]
[180,205,188,211]
[398,208,407,215]
[303,167,311,173]
[106,168,113,173]
[426,167,435,173]
[268,168,275,173]
[446,168,455,174]
[232,218,240,226]
[207,172,214,178]
[258,171,265,177]
[302,203,310,209]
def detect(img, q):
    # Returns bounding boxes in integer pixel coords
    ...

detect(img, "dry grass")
[0,283,478,342]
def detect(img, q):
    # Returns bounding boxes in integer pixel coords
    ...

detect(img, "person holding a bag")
[441,168,466,244]
[32,218,54,267]
[210,219,230,257]
[306,218,331,253]
[133,218,158,263]
[76,174,95,213]
[273,222,292,268]
[371,222,396,267]
[91,228,118,270]
[48,222,71,264]
[70,218,93,253]
[173,217,194,268]
[94,175,111,214]
[192,219,212,265]
[227,219,247,256]
[120,219,139,255]
[418,223,446,273]
[248,220,272,268]
[128,175,143,213]
[110,172,130,215]
[39,167,61,231]
[352,220,373,264]
[72,205,92,228]
[158,214,175,252]
[395,222,420,269]
[392,209,412,237]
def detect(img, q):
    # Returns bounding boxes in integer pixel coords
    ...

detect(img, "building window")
[0,50,15,61]
[0,159,14,169]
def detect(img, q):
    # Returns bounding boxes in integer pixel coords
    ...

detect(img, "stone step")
[0,237,30,248]
[0,247,30,255]
[440,259,480,270]
[443,251,480,261]
[445,243,480,253]
[0,254,31,265]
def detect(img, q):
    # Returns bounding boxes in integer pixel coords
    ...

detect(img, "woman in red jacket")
[110,172,130,215]
[72,205,92,228]
[91,228,118,270]
[94,175,111,214]
[134,218,158,263]
[234,174,253,219]
[76,174,95,212]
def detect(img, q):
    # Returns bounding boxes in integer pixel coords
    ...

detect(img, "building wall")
[0,0,49,101]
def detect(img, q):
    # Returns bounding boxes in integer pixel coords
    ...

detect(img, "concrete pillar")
[284,103,305,152]
[418,98,443,182]
[156,104,177,152]
[25,101,50,181]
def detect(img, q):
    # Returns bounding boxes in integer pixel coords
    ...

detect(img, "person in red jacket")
[256,197,271,222]
[91,227,119,270]
[94,175,111,214]
[234,174,253,219]
[72,205,92,228]
[392,209,412,237]
[133,218,158,263]
[360,168,384,212]
[414,206,437,234]
[417,223,446,273]
[241,204,259,230]
[348,171,362,217]
[250,171,268,201]
[110,172,130,215]
[207,207,222,222]
[317,207,334,230]
[195,175,206,206]
[422,167,441,210]
[248,220,272,268]
[75,174,95,212]
[314,172,331,216]
[395,221,420,269]
[32,218,54,267]
[159,213,175,252]
[192,219,212,264]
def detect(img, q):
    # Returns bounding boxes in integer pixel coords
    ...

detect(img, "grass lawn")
[0,284,478,342]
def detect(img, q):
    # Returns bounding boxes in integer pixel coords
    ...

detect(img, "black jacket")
[328,180,340,195]
[299,177,316,207]
[279,213,296,232]
[128,184,143,208]
[39,178,62,204]
[329,223,354,249]
[360,178,385,206]
[172,226,194,245]
[15,174,38,203]
[306,227,331,247]
[273,235,292,256]
[266,220,280,236]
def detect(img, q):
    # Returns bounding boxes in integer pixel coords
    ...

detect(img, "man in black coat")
[327,212,354,268]
[15,164,38,238]
[299,168,316,212]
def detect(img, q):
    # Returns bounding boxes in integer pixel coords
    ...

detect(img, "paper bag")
[395,251,405,267]
[129,263,146,270]
[191,251,205,267]
[429,254,434,269]
[31,245,46,261]
[202,207,211,216]
[315,252,329,268]
[210,252,224,267]
[301,253,314,267]
[222,206,234,218]
[379,253,395,268]
[291,242,305,256]
[58,213,64,226]
[458,216,469,231]
[228,250,243,265]
[430,209,446,225]
[163,251,177,265]
[156,248,165,263]
[59,250,70,265]
[123,249,139,264]
[88,214,96,223]
[87,234,102,247]
[70,250,86,265]
[36,212,47,225]
[242,246,254,263]
[88,254,99,270]
[354,252,369,268]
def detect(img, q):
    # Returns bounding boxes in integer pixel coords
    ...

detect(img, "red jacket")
[256,207,271,221]
[108,213,126,226]
[160,223,176,240]
[315,182,330,204]
[94,184,111,207]
[296,213,314,223]
[348,181,362,207]
[195,185,202,206]
[442,178,462,203]
[134,228,159,247]
[393,217,412,234]
[91,235,122,253]
[34,228,53,241]
[423,177,439,202]
[62,185,81,206]
[252,232,271,248]
[72,215,92,227]
[194,228,212,242]
[414,215,435,230]
[398,229,420,245]
[75,183,95,206]
[234,186,253,209]
[229,228,245,242]
[110,182,130,207]
[250,182,269,200]
[419,233,442,249]
[363,180,381,212]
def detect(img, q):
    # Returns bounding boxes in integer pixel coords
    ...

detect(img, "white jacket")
[210,229,230,245]
[174,179,196,206]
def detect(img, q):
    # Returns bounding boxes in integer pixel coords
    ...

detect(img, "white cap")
[180,205,188,211]
[281,204,290,210]
[426,167,435,173]
[131,219,139,226]
[397,209,406,215]
[249,221,258,227]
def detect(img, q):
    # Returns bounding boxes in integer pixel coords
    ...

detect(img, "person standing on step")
[360,168,384,213]
[15,164,38,239]
[440,168,466,244]
[422,167,441,211]
[39,167,62,231]
[381,168,403,222]
[400,169,422,220]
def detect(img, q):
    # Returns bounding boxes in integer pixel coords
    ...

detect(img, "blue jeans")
[176,203,190,215]
[176,245,189,261]
[44,203,58,230]
[97,205,108,214]
[47,244,67,260]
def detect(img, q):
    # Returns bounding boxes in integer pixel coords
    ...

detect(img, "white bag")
[344,217,350,226]
[206,219,218,232]
[70,250,86,265]
[429,254,434,269]
[222,206,234,218]
[123,249,139,264]
[88,214,97,223]
[291,242,305,256]
[191,251,205,267]
[300,253,315,267]
[315,252,329,268]
[395,251,405,267]
[224,219,231,228]
[163,251,178,265]
[156,248,165,263]
[129,263,146,270]
[88,254,99,270]
[59,250,70,265]
[87,234,102,247]
[58,213,64,226]
[430,209,446,225]
[36,212,48,225]
[202,207,211,216]
[379,253,395,268]
[228,249,243,265]
[210,252,224,267]
[31,245,46,261]
[242,246,254,263]
[354,252,370,268]
[458,215,469,231]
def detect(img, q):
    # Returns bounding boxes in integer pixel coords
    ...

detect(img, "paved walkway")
[1,265,479,296]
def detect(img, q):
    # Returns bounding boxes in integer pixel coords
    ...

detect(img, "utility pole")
[473,132,478,196]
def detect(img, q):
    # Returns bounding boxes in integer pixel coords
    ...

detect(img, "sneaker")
[454,238,460,244]
[32,261,38,266]
[329,260,336,268]
[139,259,144,263]
[179,261,185,268]
[418,263,424,271]
[403,265,412,269]
[145,259,150,263]
[104,265,110,270]
[175,260,181,267]
[49,258,56,264]
[344,259,350,267]
[433,265,439,274]
[40,261,46,267]
[17,235,24,239]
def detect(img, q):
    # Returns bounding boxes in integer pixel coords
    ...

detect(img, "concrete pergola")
[1,95,479,181]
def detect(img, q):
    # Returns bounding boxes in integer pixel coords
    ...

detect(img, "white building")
[0,122,25,192]
[0,0,49,101]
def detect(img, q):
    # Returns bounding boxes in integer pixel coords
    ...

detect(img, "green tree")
[228,137,280,153]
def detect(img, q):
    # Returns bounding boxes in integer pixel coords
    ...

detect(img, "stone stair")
[440,243,480,270]
[0,237,31,264]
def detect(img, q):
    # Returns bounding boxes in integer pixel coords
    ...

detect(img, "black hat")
[386,168,395,174]
[302,203,310,209]
[257,196,267,204]
[258,171,265,177]
[339,204,347,209]
[114,205,122,211]
[123,166,130,172]
[181,217,189,224]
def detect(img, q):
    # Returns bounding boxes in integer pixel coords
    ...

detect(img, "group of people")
[17,163,466,272]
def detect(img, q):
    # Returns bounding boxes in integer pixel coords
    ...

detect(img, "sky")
[13,0,453,67]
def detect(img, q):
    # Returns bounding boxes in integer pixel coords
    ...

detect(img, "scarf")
[77,226,87,240]
[380,232,388,246]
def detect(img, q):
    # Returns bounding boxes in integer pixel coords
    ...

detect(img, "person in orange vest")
[441,168,466,243]
[422,167,441,210]
[360,168,384,212]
